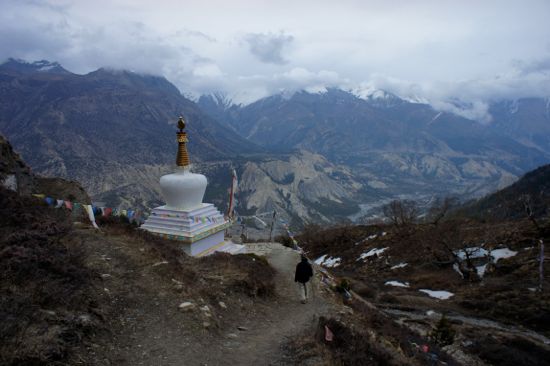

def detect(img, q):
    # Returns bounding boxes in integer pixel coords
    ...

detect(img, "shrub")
[430,315,455,346]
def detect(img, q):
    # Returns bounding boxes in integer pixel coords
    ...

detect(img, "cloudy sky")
[1,0,550,119]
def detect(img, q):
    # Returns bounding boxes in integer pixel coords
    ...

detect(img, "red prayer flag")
[64,201,73,210]
[103,207,112,217]
[324,325,334,342]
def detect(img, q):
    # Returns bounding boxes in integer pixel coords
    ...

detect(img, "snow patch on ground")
[385,280,409,288]
[419,289,454,300]
[315,254,341,268]
[476,264,488,278]
[354,234,379,246]
[391,262,408,269]
[357,247,388,261]
[454,247,518,278]
[491,248,518,262]
[314,255,327,265]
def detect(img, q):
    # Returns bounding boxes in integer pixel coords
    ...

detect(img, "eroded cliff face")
[237,150,364,224]
[0,134,34,194]
[0,134,90,203]
[71,150,364,226]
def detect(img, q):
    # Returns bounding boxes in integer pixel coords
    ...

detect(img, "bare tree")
[440,229,480,282]
[382,199,419,227]
[427,196,459,226]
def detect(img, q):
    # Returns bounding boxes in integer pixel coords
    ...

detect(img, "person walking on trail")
[295,255,313,304]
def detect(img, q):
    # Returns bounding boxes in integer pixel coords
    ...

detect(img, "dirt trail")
[80,232,332,366]
[217,243,332,365]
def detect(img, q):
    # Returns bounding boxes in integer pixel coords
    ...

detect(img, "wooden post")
[269,210,277,242]
[539,239,544,294]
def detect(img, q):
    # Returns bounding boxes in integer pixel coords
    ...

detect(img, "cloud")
[244,32,293,64]
[513,57,550,75]
[1,0,550,121]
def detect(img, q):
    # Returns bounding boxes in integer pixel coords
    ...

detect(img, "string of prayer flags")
[31,191,153,229]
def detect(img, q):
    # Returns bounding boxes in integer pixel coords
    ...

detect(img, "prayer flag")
[45,197,55,206]
[84,204,99,229]
[92,206,102,216]
[55,200,64,208]
[64,201,73,210]
[324,326,334,342]
[103,207,112,217]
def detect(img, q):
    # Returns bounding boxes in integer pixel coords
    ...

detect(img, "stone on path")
[178,302,195,312]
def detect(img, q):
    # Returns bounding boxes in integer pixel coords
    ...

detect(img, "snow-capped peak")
[350,85,404,107]
[0,58,69,74]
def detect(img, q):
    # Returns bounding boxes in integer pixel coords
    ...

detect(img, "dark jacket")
[295,258,313,283]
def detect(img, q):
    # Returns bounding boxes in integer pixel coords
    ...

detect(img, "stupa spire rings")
[176,116,190,167]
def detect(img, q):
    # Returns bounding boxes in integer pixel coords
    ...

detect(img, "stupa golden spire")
[176,116,190,167]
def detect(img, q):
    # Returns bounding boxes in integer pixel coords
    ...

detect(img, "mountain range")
[0,59,365,224]
[1,58,550,226]
[198,88,550,203]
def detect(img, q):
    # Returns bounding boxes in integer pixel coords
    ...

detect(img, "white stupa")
[141,117,244,256]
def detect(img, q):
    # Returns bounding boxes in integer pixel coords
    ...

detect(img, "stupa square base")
[184,230,224,256]
[141,204,236,256]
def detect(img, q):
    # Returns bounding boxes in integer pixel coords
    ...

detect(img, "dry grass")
[0,187,99,365]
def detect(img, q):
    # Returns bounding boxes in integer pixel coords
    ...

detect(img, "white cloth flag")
[84,204,99,229]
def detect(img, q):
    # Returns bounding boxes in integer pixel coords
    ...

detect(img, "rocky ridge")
[199,88,550,202]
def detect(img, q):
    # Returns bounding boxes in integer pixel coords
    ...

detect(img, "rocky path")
[80,232,332,366]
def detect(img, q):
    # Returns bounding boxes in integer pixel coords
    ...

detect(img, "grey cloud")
[513,57,550,75]
[244,32,293,64]
[2,0,550,122]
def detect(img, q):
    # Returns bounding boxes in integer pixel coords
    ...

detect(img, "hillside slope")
[0,59,260,173]
[457,164,550,220]
[199,89,550,200]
